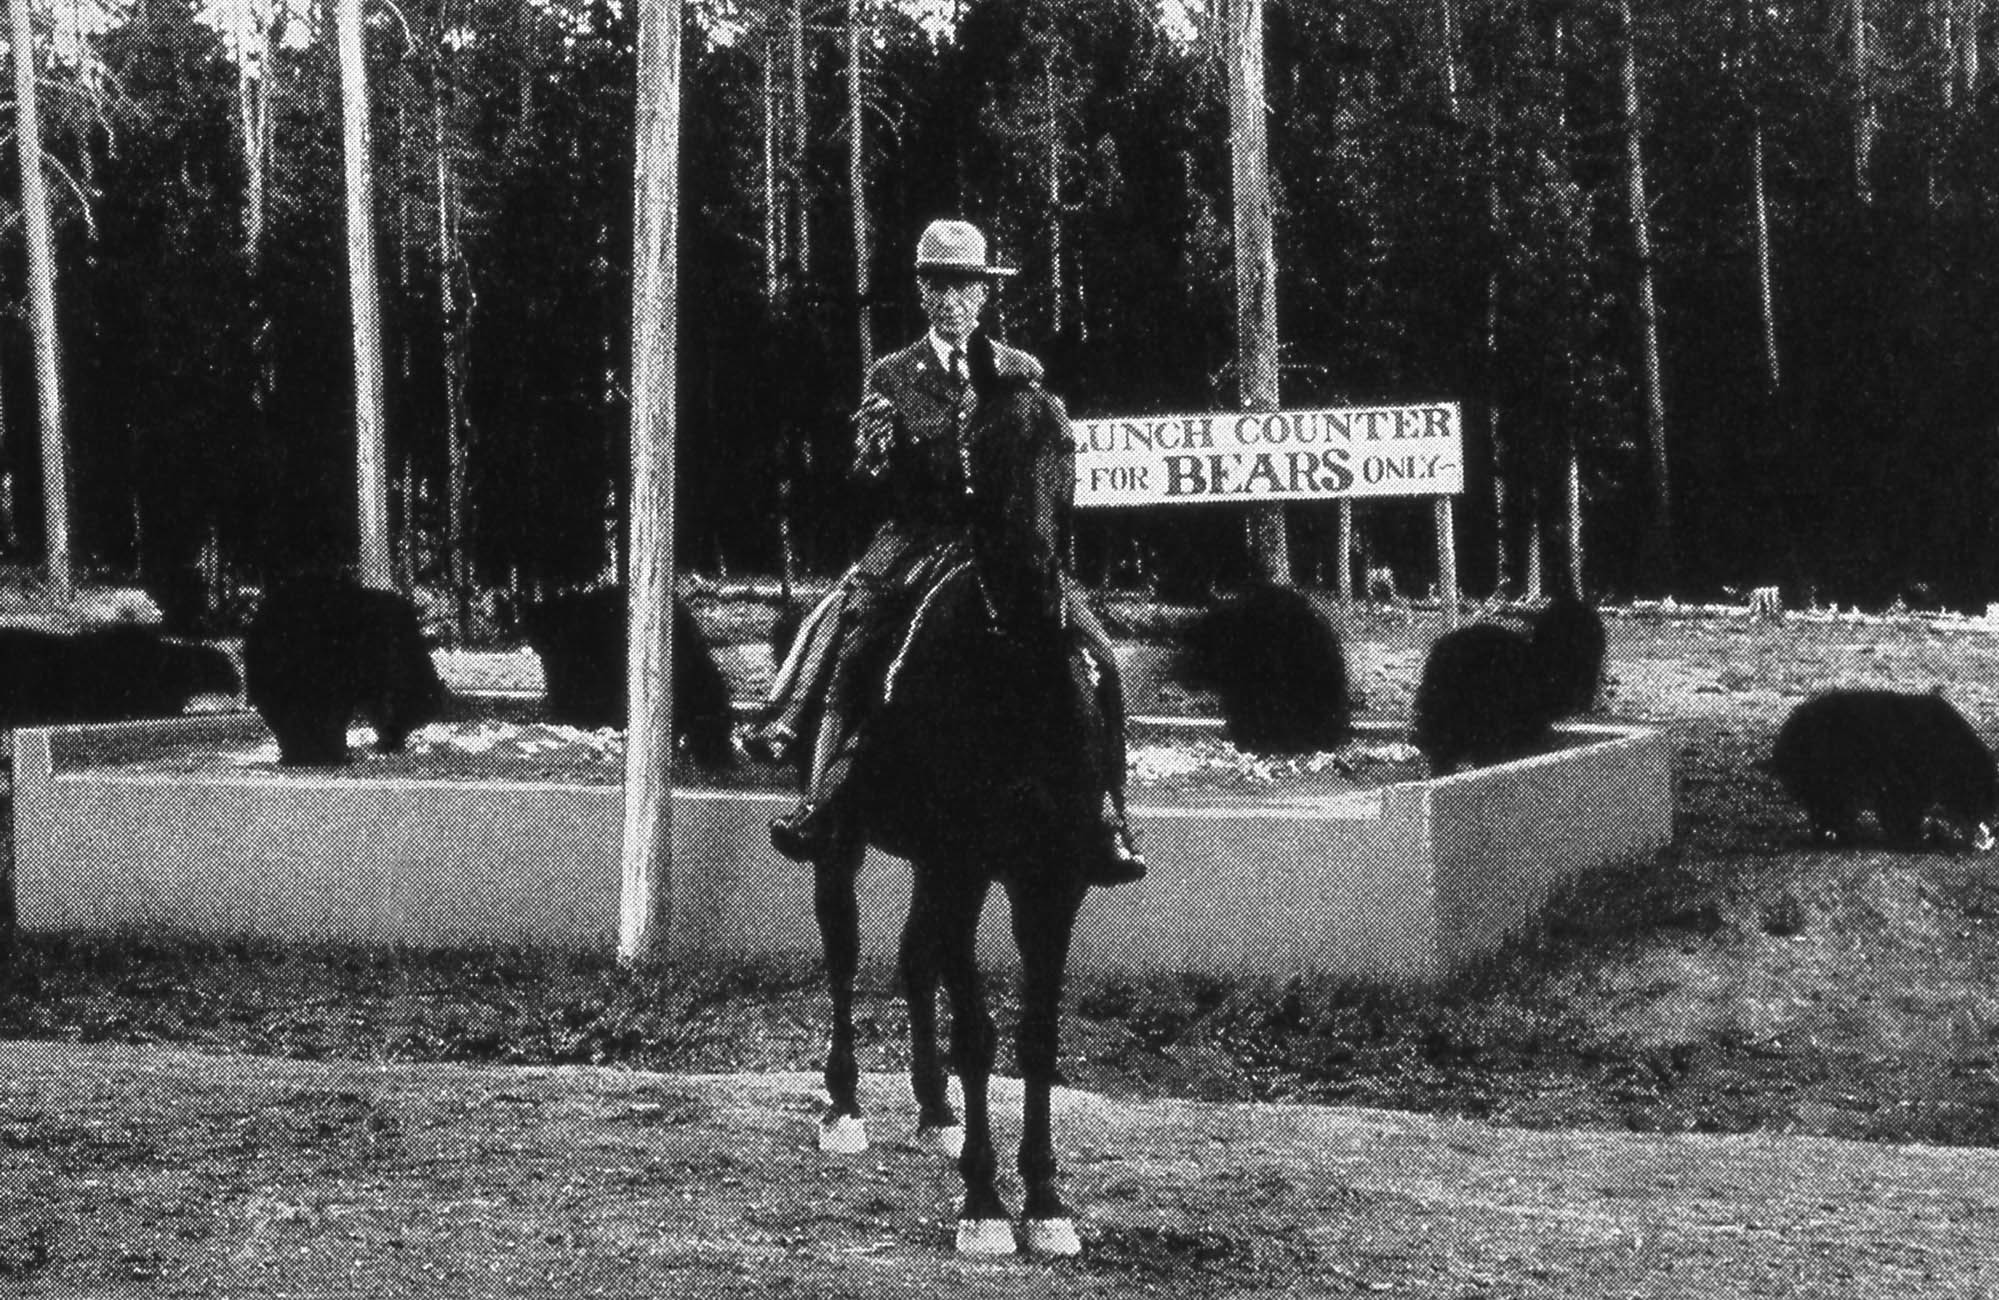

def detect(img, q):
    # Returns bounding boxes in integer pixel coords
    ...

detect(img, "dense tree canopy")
[0,0,1995,621]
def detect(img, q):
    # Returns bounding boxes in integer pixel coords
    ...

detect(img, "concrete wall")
[1427,723,1676,967]
[9,717,1672,983]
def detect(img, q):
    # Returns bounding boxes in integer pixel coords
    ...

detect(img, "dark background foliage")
[0,0,1993,621]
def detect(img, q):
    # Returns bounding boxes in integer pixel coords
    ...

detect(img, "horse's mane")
[959,330,1071,630]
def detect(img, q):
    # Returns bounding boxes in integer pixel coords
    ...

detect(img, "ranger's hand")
[853,392,897,477]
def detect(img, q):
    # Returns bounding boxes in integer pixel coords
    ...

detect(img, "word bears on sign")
[1070,404,1463,508]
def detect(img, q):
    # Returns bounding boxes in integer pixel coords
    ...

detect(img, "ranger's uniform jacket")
[849,335,1045,585]
[755,331,1101,747]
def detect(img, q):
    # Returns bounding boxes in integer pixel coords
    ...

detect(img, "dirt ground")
[5,1040,1998,1298]
[9,601,1999,1295]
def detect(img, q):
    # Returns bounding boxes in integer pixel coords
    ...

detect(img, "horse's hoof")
[1022,1218,1082,1257]
[913,1124,965,1159]
[818,1114,869,1154]
[955,1219,1018,1255]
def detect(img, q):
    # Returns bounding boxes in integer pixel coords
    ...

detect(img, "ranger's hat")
[914,219,1018,278]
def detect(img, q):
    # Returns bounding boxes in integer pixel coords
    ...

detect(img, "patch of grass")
[0,1226,50,1282]
[0,930,830,1074]
[1059,713,1999,1146]
[1067,1222,1322,1287]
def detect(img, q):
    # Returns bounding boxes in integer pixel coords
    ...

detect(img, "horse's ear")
[967,329,1000,391]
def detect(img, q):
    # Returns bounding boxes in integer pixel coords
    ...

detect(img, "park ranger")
[751,218,1146,886]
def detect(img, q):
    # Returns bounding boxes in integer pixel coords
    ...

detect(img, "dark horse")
[810,364,1107,1257]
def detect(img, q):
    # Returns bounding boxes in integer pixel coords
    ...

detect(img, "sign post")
[1434,497,1459,629]
[1071,401,1463,620]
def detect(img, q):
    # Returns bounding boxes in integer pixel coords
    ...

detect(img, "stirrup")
[739,722,798,765]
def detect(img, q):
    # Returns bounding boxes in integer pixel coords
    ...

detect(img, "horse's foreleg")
[927,872,1010,1252]
[1011,881,1086,1255]
[815,834,868,1154]
[898,894,962,1155]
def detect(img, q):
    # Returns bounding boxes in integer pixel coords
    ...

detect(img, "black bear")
[1170,585,1351,756]
[1769,689,1996,848]
[0,624,238,726]
[1530,589,1606,715]
[522,586,626,730]
[243,574,445,766]
[521,585,734,768]
[1411,622,1552,777]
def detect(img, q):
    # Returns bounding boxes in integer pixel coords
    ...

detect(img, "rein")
[882,552,975,704]
[959,382,1063,640]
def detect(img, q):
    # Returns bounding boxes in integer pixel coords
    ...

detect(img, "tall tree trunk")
[787,0,809,280]
[1750,111,1779,393]
[238,14,273,598]
[761,37,778,300]
[435,71,472,640]
[600,219,625,587]
[337,0,393,590]
[1224,0,1289,583]
[240,23,269,259]
[1525,510,1543,600]
[11,0,69,603]
[392,85,416,592]
[848,0,871,386]
[621,0,682,962]
[0,362,16,553]
[1042,54,1063,337]
[1567,452,1584,595]
[1486,239,1504,592]
[1959,0,1981,99]
[1851,0,1874,203]
[1620,0,1671,591]
[1550,10,1585,596]
[1932,0,1982,204]
[1437,0,1463,106]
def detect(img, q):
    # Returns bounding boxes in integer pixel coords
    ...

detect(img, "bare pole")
[1224,0,1289,583]
[1434,498,1459,628]
[337,0,393,590]
[620,0,683,962]
[11,0,69,604]
[1336,500,1353,603]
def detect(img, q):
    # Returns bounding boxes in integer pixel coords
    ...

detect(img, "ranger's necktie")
[950,346,974,493]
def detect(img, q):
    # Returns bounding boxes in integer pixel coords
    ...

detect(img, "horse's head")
[960,336,1073,633]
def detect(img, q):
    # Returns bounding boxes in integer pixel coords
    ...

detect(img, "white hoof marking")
[913,1124,965,1159]
[1023,1218,1082,1257]
[955,1219,1018,1255]
[818,1115,869,1154]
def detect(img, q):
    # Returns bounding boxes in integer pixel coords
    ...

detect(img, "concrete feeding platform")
[7,714,1671,984]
